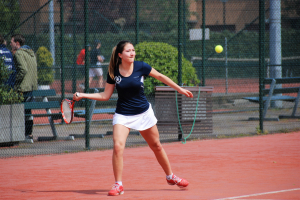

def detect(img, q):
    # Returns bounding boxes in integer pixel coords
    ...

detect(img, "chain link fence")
[1,0,300,158]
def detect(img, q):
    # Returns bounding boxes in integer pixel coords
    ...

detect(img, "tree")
[0,0,19,36]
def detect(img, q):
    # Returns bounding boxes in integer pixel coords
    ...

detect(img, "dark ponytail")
[108,40,133,80]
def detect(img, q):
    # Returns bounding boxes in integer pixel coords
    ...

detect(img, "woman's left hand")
[178,88,194,98]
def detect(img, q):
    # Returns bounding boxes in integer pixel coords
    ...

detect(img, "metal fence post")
[72,0,77,94]
[183,0,186,57]
[202,0,206,86]
[178,0,182,86]
[135,0,139,45]
[84,0,90,150]
[259,0,265,132]
[225,37,228,94]
[60,0,65,101]
[49,0,55,66]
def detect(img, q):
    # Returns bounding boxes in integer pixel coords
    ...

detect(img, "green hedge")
[36,46,54,85]
[135,42,200,95]
[0,59,23,105]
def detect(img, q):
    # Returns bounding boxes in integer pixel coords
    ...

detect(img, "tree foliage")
[135,42,200,95]
[0,58,23,105]
[0,0,19,36]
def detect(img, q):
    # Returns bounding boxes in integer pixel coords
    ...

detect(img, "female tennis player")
[73,40,193,196]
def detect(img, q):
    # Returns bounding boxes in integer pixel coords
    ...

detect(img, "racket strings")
[62,100,73,123]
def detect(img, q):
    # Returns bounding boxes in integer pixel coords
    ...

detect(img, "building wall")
[189,0,269,32]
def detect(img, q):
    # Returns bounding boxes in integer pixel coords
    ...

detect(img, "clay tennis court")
[1,131,299,200]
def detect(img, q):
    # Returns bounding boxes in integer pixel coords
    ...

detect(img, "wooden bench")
[155,86,213,140]
[243,77,300,121]
[24,89,74,142]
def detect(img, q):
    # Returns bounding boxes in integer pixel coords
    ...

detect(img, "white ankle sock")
[166,174,173,180]
[116,181,122,186]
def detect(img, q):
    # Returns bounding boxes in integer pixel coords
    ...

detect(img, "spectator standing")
[76,48,86,65]
[89,40,104,88]
[10,34,38,140]
[0,35,15,88]
[77,45,91,90]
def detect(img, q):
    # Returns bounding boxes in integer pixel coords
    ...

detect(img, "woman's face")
[118,43,135,64]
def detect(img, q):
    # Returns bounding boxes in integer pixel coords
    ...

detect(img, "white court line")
[214,188,300,200]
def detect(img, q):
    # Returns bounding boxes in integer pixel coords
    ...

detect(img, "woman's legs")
[140,125,189,188]
[112,124,130,182]
[139,125,172,176]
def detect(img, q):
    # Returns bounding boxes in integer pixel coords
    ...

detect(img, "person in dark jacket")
[11,34,38,139]
[0,35,15,88]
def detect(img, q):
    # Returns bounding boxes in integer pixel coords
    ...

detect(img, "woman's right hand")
[73,92,82,101]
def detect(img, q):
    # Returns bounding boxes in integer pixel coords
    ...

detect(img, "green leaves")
[0,58,11,83]
[0,87,24,105]
[0,0,19,35]
[135,42,200,95]
[36,46,54,85]
[0,58,23,105]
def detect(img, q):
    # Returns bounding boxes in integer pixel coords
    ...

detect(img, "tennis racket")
[61,92,79,124]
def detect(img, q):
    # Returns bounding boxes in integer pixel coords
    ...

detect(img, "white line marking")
[214,188,300,200]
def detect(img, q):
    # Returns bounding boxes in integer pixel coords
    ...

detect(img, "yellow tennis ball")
[215,45,223,53]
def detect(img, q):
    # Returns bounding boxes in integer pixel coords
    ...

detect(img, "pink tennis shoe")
[108,183,124,196]
[166,174,189,188]
[108,175,188,196]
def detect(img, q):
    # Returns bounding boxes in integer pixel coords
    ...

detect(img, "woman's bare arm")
[73,83,115,101]
[149,68,193,98]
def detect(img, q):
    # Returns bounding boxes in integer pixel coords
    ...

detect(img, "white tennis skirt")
[113,104,157,131]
